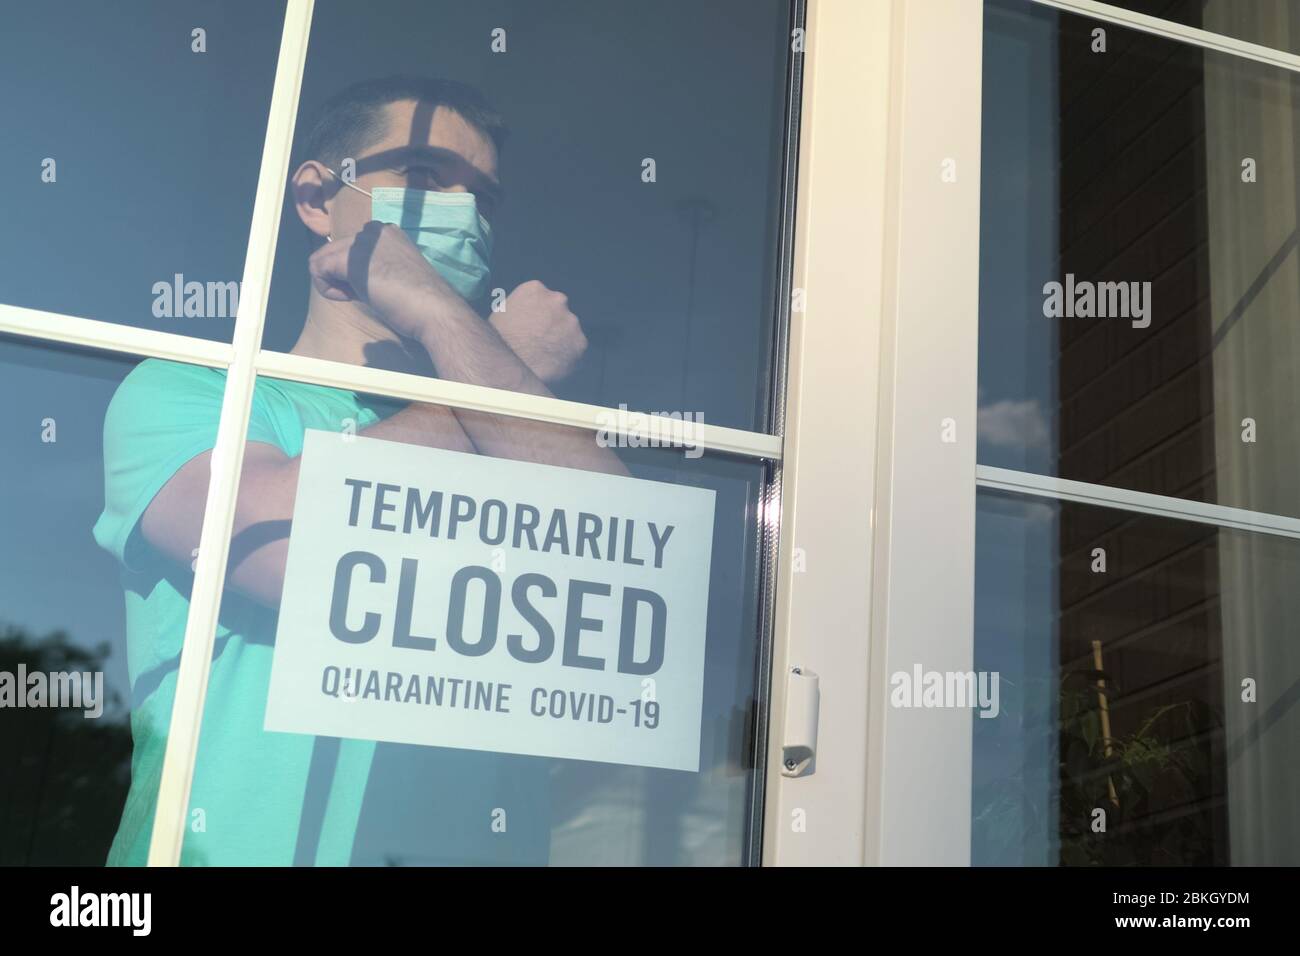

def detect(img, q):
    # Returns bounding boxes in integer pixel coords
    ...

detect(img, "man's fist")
[491,280,588,384]
[308,221,460,341]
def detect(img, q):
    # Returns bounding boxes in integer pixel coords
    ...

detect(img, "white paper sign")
[264,430,716,772]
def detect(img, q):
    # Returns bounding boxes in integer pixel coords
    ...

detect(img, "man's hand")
[489,280,588,384]
[308,220,465,341]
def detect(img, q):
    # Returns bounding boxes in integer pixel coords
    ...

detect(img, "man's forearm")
[216,404,474,608]
[416,303,628,476]
[221,351,624,609]
[360,398,477,454]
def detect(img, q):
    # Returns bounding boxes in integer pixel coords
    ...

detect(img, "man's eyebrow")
[393,144,503,201]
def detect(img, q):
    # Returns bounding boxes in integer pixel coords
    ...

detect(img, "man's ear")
[292,160,335,241]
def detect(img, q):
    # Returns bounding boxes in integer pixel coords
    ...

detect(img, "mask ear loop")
[322,166,373,243]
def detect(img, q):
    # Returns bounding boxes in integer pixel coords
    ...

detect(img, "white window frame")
[0,0,796,866]
[764,0,1300,866]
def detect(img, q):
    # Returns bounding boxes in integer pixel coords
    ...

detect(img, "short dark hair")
[300,74,507,170]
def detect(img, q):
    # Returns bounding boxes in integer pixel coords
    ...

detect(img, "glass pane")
[0,1,285,341]
[261,0,796,432]
[974,487,1300,865]
[982,0,1300,519]
[1104,0,1300,57]
[0,338,221,863]
[177,375,766,865]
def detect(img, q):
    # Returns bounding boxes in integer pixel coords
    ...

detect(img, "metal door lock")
[781,665,819,777]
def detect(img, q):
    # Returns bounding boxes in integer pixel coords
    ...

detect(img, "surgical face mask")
[328,170,494,305]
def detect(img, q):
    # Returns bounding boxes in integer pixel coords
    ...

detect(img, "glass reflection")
[982,0,1300,520]
[0,337,169,864]
[0,0,283,341]
[974,488,1299,865]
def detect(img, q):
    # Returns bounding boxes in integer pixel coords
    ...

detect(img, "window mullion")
[146,0,316,867]
[0,303,233,368]
[1029,0,1300,75]
[977,465,1300,540]
[0,303,783,461]
[253,349,784,460]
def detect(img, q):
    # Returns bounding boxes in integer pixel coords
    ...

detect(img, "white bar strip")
[255,349,784,460]
[147,0,315,867]
[1029,0,1300,75]
[0,298,781,459]
[978,465,1300,539]
[0,303,232,368]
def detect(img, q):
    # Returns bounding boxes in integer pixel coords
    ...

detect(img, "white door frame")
[764,0,984,866]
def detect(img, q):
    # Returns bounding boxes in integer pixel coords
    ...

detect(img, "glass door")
[0,0,806,867]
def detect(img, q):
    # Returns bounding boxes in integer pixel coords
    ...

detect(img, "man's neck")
[289,292,436,377]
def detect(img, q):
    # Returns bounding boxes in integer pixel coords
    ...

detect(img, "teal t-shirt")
[93,358,388,866]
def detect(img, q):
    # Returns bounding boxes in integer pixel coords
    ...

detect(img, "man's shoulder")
[110,357,226,407]
[102,359,227,438]
[105,356,375,444]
